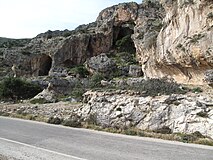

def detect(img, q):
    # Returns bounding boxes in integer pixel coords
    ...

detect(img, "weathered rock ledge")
[77,91,213,139]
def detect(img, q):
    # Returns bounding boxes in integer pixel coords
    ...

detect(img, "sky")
[0,0,141,38]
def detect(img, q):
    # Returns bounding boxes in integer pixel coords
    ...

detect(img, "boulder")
[128,65,143,77]
[85,53,116,75]
[32,83,57,103]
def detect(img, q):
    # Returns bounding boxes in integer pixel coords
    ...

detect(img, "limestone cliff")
[0,0,212,85]
[138,0,213,84]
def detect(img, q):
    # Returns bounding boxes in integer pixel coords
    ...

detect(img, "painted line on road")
[0,137,87,160]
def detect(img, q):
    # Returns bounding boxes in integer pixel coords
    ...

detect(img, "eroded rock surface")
[139,0,213,85]
[78,91,213,138]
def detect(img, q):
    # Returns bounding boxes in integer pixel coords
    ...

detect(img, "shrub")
[195,139,213,146]
[110,52,138,67]
[121,128,145,137]
[123,128,138,136]
[0,77,42,100]
[179,131,206,143]
[85,113,98,125]
[70,87,85,101]
[191,87,202,93]
[30,98,47,104]
[0,111,10,116]
[132,78,185,97]
[63,32,72,37]
[192,131,205,138]
[196,111,208,118]
[47,116,63,125]
[207,12,213,19]
[89,73,104,88]
[62,115,82,127]
[154,126,172,134]
[181,134,197,143]
[69,65,89,78]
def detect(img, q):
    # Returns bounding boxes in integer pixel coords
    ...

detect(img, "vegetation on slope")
[0,37,30,48]
[0,77,42,101]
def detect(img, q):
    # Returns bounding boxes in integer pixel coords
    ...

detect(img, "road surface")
[0,116,213,160]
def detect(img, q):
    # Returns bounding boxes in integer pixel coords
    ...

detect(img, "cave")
[113,23,136,53]
[38,55,52,76]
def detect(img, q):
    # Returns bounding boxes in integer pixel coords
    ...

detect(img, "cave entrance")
[38,55,52,76]
[113,23,136,54]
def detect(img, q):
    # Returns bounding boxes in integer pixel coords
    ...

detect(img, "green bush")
[110,52,138,67]
[154,126,172,134]
[181,134,197,143]
[89,73,104,88]
[47,116,63,125]
[0,77,42,100]
[132,78,185,97]
[123,128,138,136]
[179,131,206,143]
[69,65,89,78]
[30,98,47,104]
[62,115,82,127]
[70,87,85,101]
[191,87,202,93]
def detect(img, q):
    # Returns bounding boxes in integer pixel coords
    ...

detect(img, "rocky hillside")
[0,0,213,144]
[0,0,212,85]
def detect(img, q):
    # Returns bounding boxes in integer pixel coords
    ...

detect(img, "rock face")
[0,0,212,85]
[204,70,213,87]
[128,65,143,77]
[78,91,213,138]
[138,0,213,85]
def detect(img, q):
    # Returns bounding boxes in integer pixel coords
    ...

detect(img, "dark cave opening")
[113,23,136,54]
[38,55,52,76]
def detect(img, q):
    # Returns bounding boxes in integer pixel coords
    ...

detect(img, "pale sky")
[0,0,141,38]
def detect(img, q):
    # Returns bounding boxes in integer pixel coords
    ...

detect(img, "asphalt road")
[0,116,213,160]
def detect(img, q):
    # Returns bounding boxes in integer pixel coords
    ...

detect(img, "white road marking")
[0,137,87,160]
